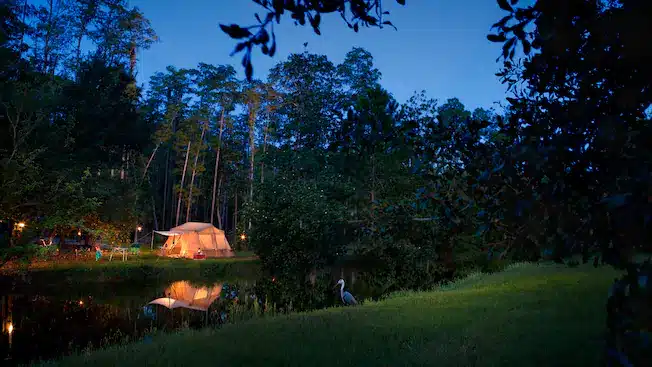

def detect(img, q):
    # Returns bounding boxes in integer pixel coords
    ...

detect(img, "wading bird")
[335,278,357,306]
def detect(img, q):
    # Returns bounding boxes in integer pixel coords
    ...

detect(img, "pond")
[0,266,378,365]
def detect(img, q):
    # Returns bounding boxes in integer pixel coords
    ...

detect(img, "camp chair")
[109,245,129,261]
[130,243,141,256]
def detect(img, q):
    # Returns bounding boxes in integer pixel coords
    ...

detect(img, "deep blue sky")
[132,0,512,111]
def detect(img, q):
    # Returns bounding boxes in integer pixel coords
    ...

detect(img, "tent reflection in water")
[154,222,234,258]
[149,281,223,311]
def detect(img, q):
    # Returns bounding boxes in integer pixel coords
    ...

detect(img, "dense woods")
[2,0,652,286]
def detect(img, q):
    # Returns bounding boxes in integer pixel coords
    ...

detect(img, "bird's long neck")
[340,282,344,299]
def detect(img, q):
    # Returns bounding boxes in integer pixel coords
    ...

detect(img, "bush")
[0,243,39,269]
[605,261,652,366]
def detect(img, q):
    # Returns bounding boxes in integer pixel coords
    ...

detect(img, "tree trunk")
[75,35,84,73]
[152,196,159,230]
[211,110,226,225]
[175,140,191,226]
[248,117,255,202]
[42,0,55,73]
[216,173,224,228]
[222,173,229,231]
[248,106,256,231]
[19,0,28,58]
[142,142,160,181]
[234,194,239,235]
[261,123,268,183]
[120,145,126,180]
[161,147,170,228]
[186,123,207,222]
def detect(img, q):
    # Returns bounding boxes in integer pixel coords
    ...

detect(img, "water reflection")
[150,281,223,311]
[0,279,252,366]
[0,265,383,366]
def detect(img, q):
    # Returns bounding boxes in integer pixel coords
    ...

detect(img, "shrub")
[605,261,652,366]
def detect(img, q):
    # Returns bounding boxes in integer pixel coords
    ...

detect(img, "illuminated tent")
[149,281,223,311]
[154,222,234,258]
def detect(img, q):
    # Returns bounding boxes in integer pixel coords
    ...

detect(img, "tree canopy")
[2,0,651,278]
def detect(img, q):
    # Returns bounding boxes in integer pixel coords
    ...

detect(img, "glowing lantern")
[240,233,246,240]
[17,222,25,229]
[137,226,143,232]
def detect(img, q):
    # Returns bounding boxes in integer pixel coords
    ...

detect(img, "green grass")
[1,250,261,286]
[46,262,621,367]
[2,249,257,273]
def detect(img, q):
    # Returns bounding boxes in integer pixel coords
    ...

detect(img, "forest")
[1,0,652,287]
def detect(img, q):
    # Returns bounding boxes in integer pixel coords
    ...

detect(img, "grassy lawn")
[4,250,257,272]
[47,263,621,367]
[0,250,261,286]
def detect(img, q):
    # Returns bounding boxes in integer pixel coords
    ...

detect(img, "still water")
[0,268,370,365]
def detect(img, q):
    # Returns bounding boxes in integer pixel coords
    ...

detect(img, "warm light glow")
[79,300,84,306]
[137,226,143,232]
[6,322,13,334]
[77,231,82,236]
[17,222,25,228]
[240,234,246,240]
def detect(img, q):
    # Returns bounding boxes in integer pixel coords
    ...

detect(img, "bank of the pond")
[46,263,620,367]
[1,253,262,286]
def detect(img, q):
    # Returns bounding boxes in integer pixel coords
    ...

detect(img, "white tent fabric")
[159,222,234,258]
[153,230,183,236]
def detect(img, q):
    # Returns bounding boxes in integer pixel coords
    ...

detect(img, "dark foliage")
[605,261,652,366]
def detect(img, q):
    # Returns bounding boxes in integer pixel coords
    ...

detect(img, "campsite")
[2,1,652,366]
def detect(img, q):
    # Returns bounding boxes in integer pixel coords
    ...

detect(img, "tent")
[149,281,223,311]
[154,222,234,258]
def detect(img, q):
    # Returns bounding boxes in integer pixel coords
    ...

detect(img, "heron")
[334,278,357,306]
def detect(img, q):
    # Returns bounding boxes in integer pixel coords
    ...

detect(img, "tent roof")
[168,222,224,234]
[153,230,183,237]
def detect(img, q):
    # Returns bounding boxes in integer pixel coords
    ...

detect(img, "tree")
[337,47,382,99]
[68,0,102,72]
[268,51,342,149]
[485,0,652,266]
[144,66,193,228]
[31,0,72,75]
[92,1,157,70]
[189,63,239,227]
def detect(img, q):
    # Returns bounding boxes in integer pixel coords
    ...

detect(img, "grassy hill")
[46,263,621,367]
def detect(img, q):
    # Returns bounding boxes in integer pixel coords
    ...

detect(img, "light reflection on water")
[0,279,250,366]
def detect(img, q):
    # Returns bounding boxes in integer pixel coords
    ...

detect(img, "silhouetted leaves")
[492,15,512,29]
[497,0,513,12]
[487,34,507,42]
[383,21,397,30]
[502,37,516,59]
[219,24,252,39]
[226,1,406,80]
[522,39,531,55]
